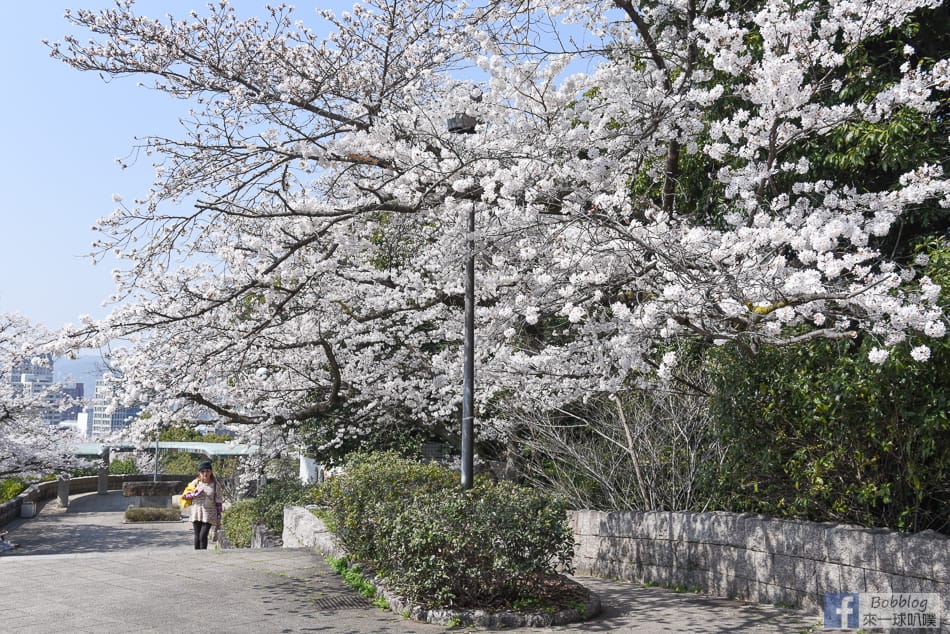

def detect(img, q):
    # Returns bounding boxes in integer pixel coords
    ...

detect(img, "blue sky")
[0,1,349,330]
[0,1,600,331]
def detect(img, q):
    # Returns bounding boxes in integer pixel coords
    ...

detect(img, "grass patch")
[0,478,28,503]
[124,506,182,522]
[326,555,382,604]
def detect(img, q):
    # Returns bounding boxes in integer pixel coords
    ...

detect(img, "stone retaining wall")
[571,510,949,618]
[0,474,192,528]
[282,506,345,559]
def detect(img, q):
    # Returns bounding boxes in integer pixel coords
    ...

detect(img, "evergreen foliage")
[314,452,575,608]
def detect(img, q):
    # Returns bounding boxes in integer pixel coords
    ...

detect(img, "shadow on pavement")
[2,491,192,556]
[562,579,819,633]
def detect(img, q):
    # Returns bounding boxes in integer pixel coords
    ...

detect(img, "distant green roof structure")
[75,441,259,457]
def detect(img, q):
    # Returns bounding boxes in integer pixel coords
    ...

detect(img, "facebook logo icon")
[824,593,860,628]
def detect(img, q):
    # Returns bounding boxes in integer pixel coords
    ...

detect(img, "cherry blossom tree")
[49,0,948,458]
[0,314,83,478]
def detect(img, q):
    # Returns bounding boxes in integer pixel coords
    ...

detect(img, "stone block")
[750,580,787,604]
[572,538,600,562]
[847,527,881,569]
[640,564,673,587]
[590,555,622,580]
[825,525,868,566]
[779,520,808,557]
[677,511,704,543]
[770,585,807,609]
[800,590,823,613]
[57,479,70,508]
[838,564,867,593]
[133,495,173,508]
[670,511,696,543]
[121,481,182,497]
[605,510,645,538]
[757,518,789,554]
[281,506,345,559]
[815,561,843,596]
[705,568,730,597]
[771,553,802,591]
[706,512,741,546]
[252,523,281,548]
[574,557,595,577]
[601,535,633,561]
[635,511,671,542]
[863,568,902,593]
[896,575,932,594]
[724,575,751,601]
[573,510,605,536]
[733,549,768,581]
[873,530,907,575]
[740,514,770,553]
[642,539,674,568]
[802,522,836,561]
[934,551,949,584]
[683,541,710,571]
[707,543,743,592]
[902,532,943,582]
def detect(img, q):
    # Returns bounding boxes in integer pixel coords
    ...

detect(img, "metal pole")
[447,111,479,490]
[153,433,159,482]
[461,201,475,490]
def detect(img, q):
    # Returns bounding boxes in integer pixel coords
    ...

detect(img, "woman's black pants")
[193,521,212,549]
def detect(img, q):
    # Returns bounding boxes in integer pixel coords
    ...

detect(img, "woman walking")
[183,460,224,549]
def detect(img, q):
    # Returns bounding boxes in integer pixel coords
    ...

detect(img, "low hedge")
[313,451,457,565]
[221,499,255,548]
[0,478,28,503]
[124,506,182,522]
[315,452,575,608]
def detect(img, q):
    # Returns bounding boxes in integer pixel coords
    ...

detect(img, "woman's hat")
[197,460,213,471]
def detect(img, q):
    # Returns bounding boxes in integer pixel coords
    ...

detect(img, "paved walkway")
[0,493,823,633]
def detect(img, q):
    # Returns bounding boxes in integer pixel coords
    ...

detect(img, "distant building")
[77,411,93,439]
[10,353,65,426]
[10,353,54,386]
[53,382,85,425]
[91,377,143,438]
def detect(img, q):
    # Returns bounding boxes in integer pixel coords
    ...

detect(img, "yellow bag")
[179,479,198,510]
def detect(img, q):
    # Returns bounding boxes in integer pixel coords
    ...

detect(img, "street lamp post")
[446,113,477,490]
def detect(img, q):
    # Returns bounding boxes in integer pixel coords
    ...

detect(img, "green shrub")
[705,238,950,534]
[0,478,28,503]
[707,334,949,533]
[222,499,255,548]
[253,478,312,535]
[108,457,138,475]
[312,451,458,565]
[124,506,181,522]
[316,452,575,608]
[376,482,575,607]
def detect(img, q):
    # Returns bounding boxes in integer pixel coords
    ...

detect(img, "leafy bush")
[707,337,949,533]
[315,452,575,608]
[0,478,28,503]
[252,478,312,535]
[108,456,138,475]
[124,506,181,522]
[222,499,255,548]
[312,451,458,565]
[219,478,312,547]
[706,239,950,534]
[377,482,575,607]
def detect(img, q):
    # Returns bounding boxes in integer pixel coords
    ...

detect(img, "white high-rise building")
[91,376,143,438]
[10,354,58,425]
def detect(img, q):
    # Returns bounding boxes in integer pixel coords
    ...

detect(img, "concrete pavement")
[0,492,823,633]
